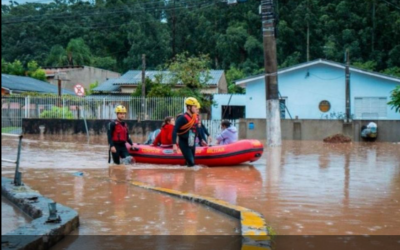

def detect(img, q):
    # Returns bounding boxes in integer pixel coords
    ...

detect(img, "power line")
[3,0,57,3]
[2,0,213,25]
[82,2,215,31]
[2,1,215,33]
[379,0,400,10]
[2,0,205,19]
[310,73,344,81]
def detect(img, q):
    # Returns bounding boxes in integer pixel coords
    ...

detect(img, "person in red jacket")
[107,105,135,165]
[152,116,175,147]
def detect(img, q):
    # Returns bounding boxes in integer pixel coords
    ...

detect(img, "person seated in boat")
[172,97,207,167]
[361,121,378,141]
[216,120,238,145]
[144,129,160,145]
[153,116,175,147]
[107,105,135,165]
[195,114,211,146]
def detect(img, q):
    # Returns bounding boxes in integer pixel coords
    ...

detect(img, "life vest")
[177,113,198,135]
[112,120,128,142]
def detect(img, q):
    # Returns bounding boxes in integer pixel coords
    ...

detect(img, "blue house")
[236,59,400,120]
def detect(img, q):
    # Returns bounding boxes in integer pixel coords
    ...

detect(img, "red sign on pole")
[74,84,85,97]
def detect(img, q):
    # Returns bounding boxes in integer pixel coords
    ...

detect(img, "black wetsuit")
[107,121,133,164]
[172,113,205,167]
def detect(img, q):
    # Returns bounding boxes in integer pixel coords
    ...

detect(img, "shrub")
[40,106,74,119]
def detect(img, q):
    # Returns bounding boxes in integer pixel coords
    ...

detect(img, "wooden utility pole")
[141,54,146,121]
[261,0,281,146]
[56,70,62,107]
[306,0,310,61]
[58,78,62,97]
[372,1,376,52]
[345,50,351,122]
[307,23,310,61]
[172,0,176,57]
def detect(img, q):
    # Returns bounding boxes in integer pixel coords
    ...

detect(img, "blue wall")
[244,63,400,120]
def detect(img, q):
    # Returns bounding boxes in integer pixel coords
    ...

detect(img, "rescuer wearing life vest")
[172,97,207,167]
[107,105,134,165]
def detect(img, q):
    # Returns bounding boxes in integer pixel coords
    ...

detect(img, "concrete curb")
[130,181,272,250]
[1,177,79,250]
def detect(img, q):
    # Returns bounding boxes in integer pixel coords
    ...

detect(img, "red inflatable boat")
[127,139,264,167]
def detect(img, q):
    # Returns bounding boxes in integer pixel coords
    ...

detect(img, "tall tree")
[66,38,92,66]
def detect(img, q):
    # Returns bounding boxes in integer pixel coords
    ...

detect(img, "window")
[280,99,286,119]
[221,105,245,119]
[354,97,387,119]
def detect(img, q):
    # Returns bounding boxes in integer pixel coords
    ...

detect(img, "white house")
[235,59,400,120]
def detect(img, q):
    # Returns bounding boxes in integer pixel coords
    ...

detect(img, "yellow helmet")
[195,100,201,109]
[115,105,127,113]
[185,97,199,107]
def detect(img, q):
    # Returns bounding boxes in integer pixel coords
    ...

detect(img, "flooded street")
[130,141,400,235]
[1,196,32,235]
[1,135,400,237]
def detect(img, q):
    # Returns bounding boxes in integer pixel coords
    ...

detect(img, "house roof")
[93,70,225,93]
[91,78,121,93]
[1,74,75,95]
[235,59,400,86]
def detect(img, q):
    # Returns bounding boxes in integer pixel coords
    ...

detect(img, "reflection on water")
[127,141,400,235]
[1,135,400,236]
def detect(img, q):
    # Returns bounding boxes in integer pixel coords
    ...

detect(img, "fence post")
[24,96,28,119]
[28,96,30,119]
[103,98,106,119]
[62,97,65,119]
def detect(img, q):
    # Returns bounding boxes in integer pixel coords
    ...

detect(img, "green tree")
[1,0,399,75]
[382,67,400,78]
[2,59,46,80]
[148,84,175,97]
[7,60,25,76]
[2,58,10,74]
[92,56,117,71]
[167,52,214,109]
[26,60,46,81]
[86,81,99,96]
[168,52,211,90]
[45,45,68,67]
[388,85,400,113]
[29,69,46,81]
[132,78,156,97]
[66,38,92,66]
[226,67,245,94]
[353,61,378,71]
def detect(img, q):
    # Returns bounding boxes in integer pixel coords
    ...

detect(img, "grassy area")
[1,127,19,133]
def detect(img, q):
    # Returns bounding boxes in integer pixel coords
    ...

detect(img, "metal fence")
[201,119,238,140]
[1,95,239,135]
[1,96,185,133]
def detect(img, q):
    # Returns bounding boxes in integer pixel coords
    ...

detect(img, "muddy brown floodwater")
[2,135,400,249]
